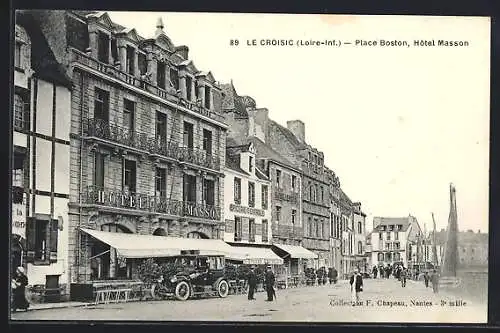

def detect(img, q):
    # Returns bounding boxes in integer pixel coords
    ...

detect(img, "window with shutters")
[248,182,255,208]
[234,216,242,241]
[249,218,256,242]
[234,177,241,204]
[262,219,268,242]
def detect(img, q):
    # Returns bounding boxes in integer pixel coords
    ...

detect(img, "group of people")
[247,265,276,302]
[11,266,30,312]
[372,263,441,293]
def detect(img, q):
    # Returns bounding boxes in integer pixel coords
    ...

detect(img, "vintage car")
[151,251,229,301]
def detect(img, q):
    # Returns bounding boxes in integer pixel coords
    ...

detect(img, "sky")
[106,12,490,233]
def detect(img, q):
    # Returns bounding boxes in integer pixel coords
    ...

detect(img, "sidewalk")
[14,301,91,312]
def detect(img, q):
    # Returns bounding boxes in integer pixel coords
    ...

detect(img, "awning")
[227,245,284,265]
[80,228,235,258]
[272,244,318,259]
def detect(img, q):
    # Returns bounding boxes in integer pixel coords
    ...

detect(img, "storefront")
[271,243,318,277]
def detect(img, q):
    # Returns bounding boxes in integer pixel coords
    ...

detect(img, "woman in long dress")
[12,267,29,312]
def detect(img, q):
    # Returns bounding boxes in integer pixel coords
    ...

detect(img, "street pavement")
[10,277,487,323]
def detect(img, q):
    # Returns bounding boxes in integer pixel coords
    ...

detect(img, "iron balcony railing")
[273,188,299,203]
[71,48,226,123]
[271,224,304,239]
[83,118,220,171]
[83,185,221,221]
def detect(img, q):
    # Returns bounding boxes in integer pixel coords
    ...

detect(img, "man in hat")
[264,265,276,301]
[12,267,29,312]
[247,266,257,300]
[349,267,363,304]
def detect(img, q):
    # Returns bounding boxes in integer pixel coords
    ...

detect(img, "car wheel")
[217,280,229,298]
[175,281,190,301]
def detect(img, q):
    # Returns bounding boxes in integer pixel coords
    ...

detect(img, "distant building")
[353,202,368,272]
[370,215,423,267]
[424,229,488,268]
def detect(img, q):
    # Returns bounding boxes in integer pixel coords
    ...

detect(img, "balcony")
[274,189,298,204]
[83,118,221,171]
[82,186,221,221]
[271,224,304,239]
[71,49,225,124]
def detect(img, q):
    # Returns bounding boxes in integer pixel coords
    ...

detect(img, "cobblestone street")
[11,278,487,323]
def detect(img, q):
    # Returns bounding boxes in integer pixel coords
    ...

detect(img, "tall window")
[291,175,297,191]
[275,206,281,222]
[261,185,268,209]
[249,219,256,242]
[183,174,197,202]
[379,232,383,240]
[315,219,320,238]
[123,159,136,194]
[234,217,242,241]
[292,209,297,225]
[155,111,167,144]
[94,152,105,189]
[157,62,166,89]
[138,53,147,75]
[319,222,324,239]
[155,168,167,200]
[308,182,312,200]
[387,232,391,241]
[249,156,254,173]
[395,232,399,241]
[195,81,199,100]
[234,177,241,204]
[185,76,192,101]
[15,42,22,68]
[248,182,255,208]
[14,92,30,131]
[205,85,211,109]
[126,45,135,75]
[276,170,281,188]
[170,68,179,90]
[358,241,363,254]
[320,186,324,202]
[94,88,109,122]
[123,99,135,132]
[308,217,312,237]
[203,179,215,206]
[183,122,194,149]
[357,222,362,234]
[262,220,268,242]
[97,31,109,63]
[202,129,212,155]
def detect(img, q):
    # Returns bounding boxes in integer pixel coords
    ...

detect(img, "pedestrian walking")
[372,266,378,279]
[349,268,363,304]
[11,267,29,312]
[247,266,257,300]
[430,269,439,293]
[332,267,338,284]
[423,271,430,288]
[400,267,407,287]
[264,265,276,301]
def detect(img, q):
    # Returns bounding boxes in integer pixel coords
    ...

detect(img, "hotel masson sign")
[84,188,221,221]
[229,204,265,217]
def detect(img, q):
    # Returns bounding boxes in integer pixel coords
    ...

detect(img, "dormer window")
[157,62,166,89]
[170,67,179,91]
[185,76,192,101]
[249,156,254,173]
[205,85,211,109]
[97,31,110,63]
[126,45,135,75]
[138,53,147,75]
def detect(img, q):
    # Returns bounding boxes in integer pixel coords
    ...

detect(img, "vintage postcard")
[10,10,489,323]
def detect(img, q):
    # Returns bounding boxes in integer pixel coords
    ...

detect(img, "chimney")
[247,108,269,143]
[286,120,305,142]
[176,45,189,59]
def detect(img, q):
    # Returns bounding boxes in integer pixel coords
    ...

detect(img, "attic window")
[138,53,147,75]
[170,68,179,91]
[205,86,211,109]
[97,31,110,63]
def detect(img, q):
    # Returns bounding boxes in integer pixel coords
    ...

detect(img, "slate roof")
[15,12,73,89]
[268,120,307,149]
[221,82,249,118]
[373,217,412,232]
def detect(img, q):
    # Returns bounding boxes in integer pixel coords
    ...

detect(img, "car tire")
[217,280,229,298]
[174,281,190,301]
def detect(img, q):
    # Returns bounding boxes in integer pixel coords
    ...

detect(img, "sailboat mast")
[431,213,438,266]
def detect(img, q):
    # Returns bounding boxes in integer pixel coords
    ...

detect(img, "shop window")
[261,185,268,209]
[157,62,166,89]
[234,177,241,204]
[97,31,110,63]
[183,174,197,203]
[122,159,136,194]
[183,122,194,149]
[202,129,212,155]
[203,179,215,206]
[248,182,255,208]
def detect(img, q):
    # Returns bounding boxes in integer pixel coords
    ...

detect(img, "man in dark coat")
[430,269,440,293]
[372,266,378,279]
[423,271,430,288]
[247,266,257,300]
[264,265,276,301]
[11,267,29,312]
[349,267,363,304]
[400,267,407,287]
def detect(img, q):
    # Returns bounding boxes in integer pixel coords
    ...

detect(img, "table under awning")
[272,244,318,259]
[227,245,284,265]
[80,228,235,258]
